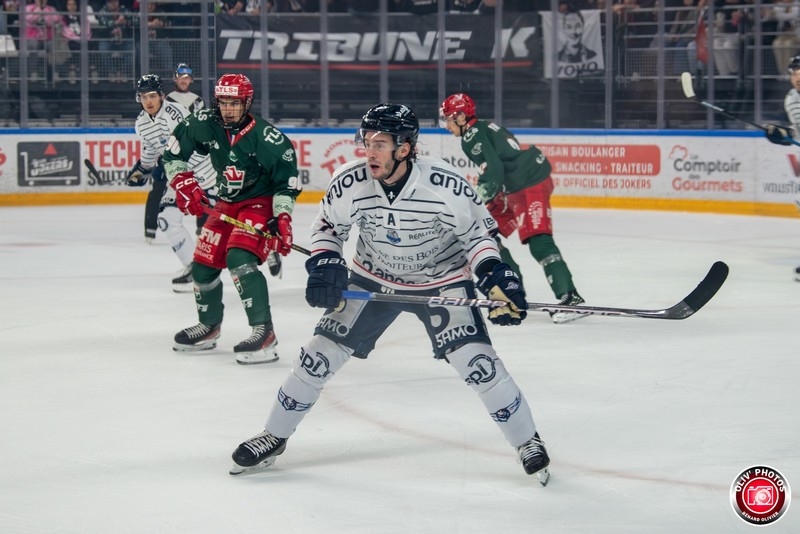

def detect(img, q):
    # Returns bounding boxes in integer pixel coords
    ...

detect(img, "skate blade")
[536,468,550,486]
[173,340,218,352]
[235,350,279,365]
[172,283,194,293]
[229,457,277,475]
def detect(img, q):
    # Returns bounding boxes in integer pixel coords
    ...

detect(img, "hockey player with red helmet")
[440,93,584,323]
[163,73,302,364]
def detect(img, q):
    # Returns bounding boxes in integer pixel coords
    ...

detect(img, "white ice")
[1,203,798,534]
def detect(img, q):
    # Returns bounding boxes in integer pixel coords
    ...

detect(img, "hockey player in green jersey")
[163,73,302,364]
[440,92,584,323]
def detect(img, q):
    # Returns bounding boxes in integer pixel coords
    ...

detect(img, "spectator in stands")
[218,0,245,14]
[132,0,173,76]
[24,0,61,82]
[711,0,748,76]
[1,0,19,36]
[665,0,701,74]
[60,0,97,84]
[96,0,135,83]
[769,0,800,76]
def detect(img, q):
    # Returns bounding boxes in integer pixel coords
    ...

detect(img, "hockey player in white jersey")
[127,74,217,292]
[166,63,204,113]
[765,56,800,280]
[230,103,551,484]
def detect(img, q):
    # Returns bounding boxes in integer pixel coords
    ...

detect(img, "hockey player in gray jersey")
[230,103,551,484]
[127,74,217,292]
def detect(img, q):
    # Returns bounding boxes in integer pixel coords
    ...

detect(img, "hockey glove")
[305,251,348,310]
[476,263,528,326]
[266,212,293,256]
[170,171,208,217]
[126,159,151,187]
[765,124,794,146]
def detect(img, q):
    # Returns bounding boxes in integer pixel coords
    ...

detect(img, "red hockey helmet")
[440,93,477,122]
[213,73,254,129]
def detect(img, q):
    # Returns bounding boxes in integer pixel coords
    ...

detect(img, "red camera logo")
[730,465,791,525]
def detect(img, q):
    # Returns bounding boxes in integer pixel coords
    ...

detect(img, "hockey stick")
[203,206,311,255]
[342,261,729,320]
[84,159,102,182]
[680,72,800,146]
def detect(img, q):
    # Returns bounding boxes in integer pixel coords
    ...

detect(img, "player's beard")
[369,158,396,184]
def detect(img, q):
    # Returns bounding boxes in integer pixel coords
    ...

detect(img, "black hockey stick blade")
[341,261,729,320]
[84,158,101,182]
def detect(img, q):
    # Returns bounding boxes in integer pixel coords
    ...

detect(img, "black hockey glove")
[476,263,528,326]
[305,251,348,310]
[765,124,794,146]
[126,159,151,187]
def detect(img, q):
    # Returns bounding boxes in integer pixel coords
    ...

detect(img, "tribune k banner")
[215,13,539,90]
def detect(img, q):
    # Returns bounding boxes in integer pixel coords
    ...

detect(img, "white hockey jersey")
[310,155,501,291]
[785,88,800,134]
[166,90,205,114]
[133,100,215,189]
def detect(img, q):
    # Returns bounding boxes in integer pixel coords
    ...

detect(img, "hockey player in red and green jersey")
[163,73,302,364]
[440,93,584,323]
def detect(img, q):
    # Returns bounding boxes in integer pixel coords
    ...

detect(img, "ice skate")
[234,322,278,365]
[145,228,156,244]
[549,291,588,324]
[795,266,800,282]
[172,263,193,293]
[517,432,550,486]
[230,430,287,475]
[173,322,221,352]
[267,251,283,278]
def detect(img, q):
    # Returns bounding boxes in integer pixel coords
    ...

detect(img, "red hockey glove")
[266,212,293,256]
[170,171,208,217]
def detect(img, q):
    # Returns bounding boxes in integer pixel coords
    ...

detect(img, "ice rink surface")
[1,202,798,534]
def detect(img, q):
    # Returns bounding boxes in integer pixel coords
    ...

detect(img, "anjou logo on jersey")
[463,128,478,143]
[223,165,245,190]
[216,85,242,96]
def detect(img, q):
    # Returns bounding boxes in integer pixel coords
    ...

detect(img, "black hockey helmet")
[135,74,164,103]
[788,56,800,73]
[355,103,419,158]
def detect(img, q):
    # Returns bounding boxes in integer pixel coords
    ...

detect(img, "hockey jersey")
[311,156,500,291]
[134,99,216,189]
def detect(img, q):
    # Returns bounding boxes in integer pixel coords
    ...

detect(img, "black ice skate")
[172,263,193,293]
[230,430,287,475]
[233,322,278,365]
[267,251,283,278]
[795,266,800,282]
[173,322,221,352]
[145,228,156,244]
[549,291,587,324]
[517,432,550,486]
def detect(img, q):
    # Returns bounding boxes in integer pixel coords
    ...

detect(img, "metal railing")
[0,0,795,129]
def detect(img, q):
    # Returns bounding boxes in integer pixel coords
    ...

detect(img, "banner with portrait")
[541,10,605,79]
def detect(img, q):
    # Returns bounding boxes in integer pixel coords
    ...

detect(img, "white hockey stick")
[680,72,800,147]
